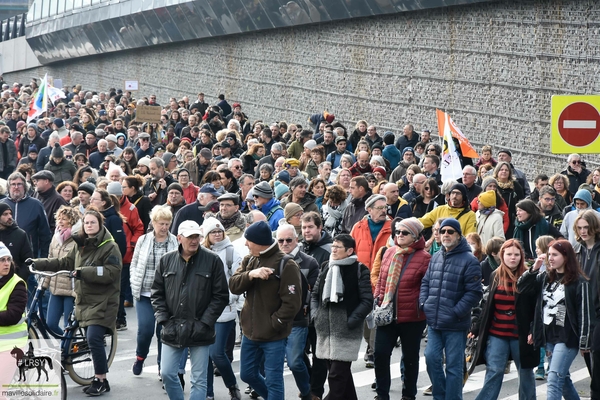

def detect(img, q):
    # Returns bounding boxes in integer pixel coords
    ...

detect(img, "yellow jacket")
[418,205,477,235]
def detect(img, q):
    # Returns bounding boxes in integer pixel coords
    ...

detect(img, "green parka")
[34,226,122,330]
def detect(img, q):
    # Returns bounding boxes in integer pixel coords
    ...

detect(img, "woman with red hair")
[470,239,537,400]
[518,239,592,400]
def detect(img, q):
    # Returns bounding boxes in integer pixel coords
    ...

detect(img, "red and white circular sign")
[557,102,600,147]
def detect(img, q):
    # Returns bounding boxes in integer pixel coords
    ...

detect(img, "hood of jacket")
[73,225,113,248]
[442,236,472,257]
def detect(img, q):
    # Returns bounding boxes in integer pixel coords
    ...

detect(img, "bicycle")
[26,264,118,396]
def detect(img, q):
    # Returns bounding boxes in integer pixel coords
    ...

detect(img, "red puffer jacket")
[350,217,392,275]
[373,237,431,323]
[120,196,145,264]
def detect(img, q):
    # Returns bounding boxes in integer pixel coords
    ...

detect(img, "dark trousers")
[591,327,600,399]
[117,263,130,323]
[374,320,426,400]
[324,360,357,400]
[308,326,328,397]
[226,320,235,361]
[87,325,109,375]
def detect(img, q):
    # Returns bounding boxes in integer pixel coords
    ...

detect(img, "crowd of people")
[0,80,599,400]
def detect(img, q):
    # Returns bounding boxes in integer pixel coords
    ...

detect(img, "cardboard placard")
[136,105,162,124]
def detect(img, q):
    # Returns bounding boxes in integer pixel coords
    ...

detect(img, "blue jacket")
[257,198,284,231]
[419,237,482,331]
[88,151,109,170]
[326,150,355,169]
[1,195,52,258]
[170,201,204,235]
[382,144,401,170]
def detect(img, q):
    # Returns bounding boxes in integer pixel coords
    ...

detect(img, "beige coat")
[43,234,77,297]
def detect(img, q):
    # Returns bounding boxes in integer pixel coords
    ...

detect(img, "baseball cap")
[178,220,202,237]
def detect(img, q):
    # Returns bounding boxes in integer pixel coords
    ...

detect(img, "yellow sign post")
[551,95,600,154]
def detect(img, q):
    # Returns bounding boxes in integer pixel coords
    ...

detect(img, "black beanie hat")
[51,143,64,159]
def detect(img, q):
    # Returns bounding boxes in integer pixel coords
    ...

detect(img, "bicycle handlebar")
[28,263,71,278]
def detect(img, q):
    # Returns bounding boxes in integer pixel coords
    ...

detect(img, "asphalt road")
[63,308,592,400]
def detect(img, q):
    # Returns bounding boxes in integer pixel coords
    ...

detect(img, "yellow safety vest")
[0,274,28,351]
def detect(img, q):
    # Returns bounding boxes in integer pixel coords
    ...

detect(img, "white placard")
[125,80,138,91]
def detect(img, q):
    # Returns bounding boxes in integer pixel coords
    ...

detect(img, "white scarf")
[322,255,357,303]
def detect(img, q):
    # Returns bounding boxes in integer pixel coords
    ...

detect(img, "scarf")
[54,226,72,246]
[497,179,514,190]
[323,203,344,229]
[217,211,243,231]
[486,255,499,271]
[381,246,416,307]
[479,206,496,216]
[513,217,549,254]
[322,255,357,304]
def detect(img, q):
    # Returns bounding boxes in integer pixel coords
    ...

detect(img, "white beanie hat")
[201,217,225,236]
[0,241,12,259]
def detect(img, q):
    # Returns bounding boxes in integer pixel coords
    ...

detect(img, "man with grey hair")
[255,142,284,178]
[37,132,61,172]
[276,224,319,400]
[237,173,255,213]
[89,139,109,169]
[561,153,591,195]
[460,165,482,202]
[227,158,243,180]
[318,161,333,185]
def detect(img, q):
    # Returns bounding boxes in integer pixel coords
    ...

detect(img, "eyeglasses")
[252,195,260,199]
[440,228,456,235]
[572,160,581,165]
[427,148,436,152]
[232,165,242,169]
[9,182,23,187]
[209,231,223,235]
[396,230,412,237]
[371,206,387,210]
[278,238,293,244]
[65,155,73,160]
[0,256,11,263]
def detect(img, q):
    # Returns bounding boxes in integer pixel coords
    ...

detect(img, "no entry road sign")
[552,96,600,154]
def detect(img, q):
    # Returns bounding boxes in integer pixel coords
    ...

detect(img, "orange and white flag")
[441,112,463,182]
[436,109,479,159]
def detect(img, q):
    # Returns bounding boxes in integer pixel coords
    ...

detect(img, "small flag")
[27,73,47,122]
[436,109,479,159]
[441,112,463,183]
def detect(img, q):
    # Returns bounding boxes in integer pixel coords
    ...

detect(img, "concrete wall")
[5,0,600,178]
[0,36,41,74]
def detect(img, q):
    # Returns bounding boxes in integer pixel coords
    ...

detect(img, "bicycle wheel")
[60,370,67,400]
[28,326,39,340]
[64,326,118,386]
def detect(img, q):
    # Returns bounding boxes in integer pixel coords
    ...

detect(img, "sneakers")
[504,361,511,374]
[535,367,546,380]
[116,321,127,331]
[132,356,144,375]
[249,389,259,399]
[365,355,374,368]
[82,379,110,393]
[228,385,242,400]
[84,377,109,396]
[235,333,242,347]
[371,380,377,390]
[423,385,433,396]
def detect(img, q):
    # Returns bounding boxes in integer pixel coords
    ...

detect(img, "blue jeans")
[240,336,286,400]
[546,342,580,400]
[425,328,467,400]
[286,326,310,397]
[207,320,237,396]
[474,335,536,400]
[135,296,162,367]
[162,343,209,400]
[46,293,74,336]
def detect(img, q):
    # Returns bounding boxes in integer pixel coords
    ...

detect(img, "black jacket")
[518,268,592,351]
[0,222,33,280]
[33,187,68,233]
[291,250,320,327]
[471,270,538,373]
[302,230,333,268]
[151,246,229,348]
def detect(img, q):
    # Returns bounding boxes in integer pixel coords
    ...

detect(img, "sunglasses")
[65,155,73,160]
[396,230,412,237]
[440,228,456,235]
[232,165,241,169]
[572,160,581,165]
[278,238,293,244]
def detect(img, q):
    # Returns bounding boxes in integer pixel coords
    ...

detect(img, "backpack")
[278,255,311,316]
[266,205,283,220]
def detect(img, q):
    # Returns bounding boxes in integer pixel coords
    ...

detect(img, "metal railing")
[0,13,26,41]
